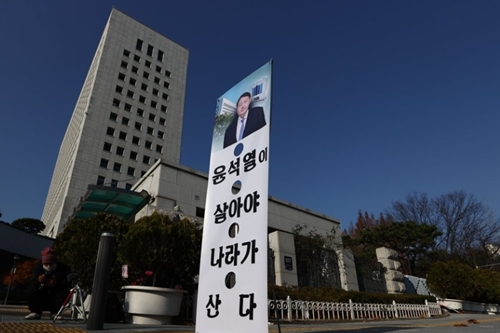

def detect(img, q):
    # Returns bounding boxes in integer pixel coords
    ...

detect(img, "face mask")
[43,264,57,272]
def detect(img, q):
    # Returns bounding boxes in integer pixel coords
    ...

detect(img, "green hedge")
[427,261,500,303]
[269,285,434,304]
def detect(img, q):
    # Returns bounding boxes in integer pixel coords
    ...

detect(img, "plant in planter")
[118,211,202,290]
[117,211,202,324]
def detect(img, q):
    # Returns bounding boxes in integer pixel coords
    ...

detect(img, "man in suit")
[223,92,266,148]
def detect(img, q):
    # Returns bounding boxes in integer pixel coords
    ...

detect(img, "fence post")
[287,296,292,322]
[349,299,355,320]
[393,300,398,319]
[425,299,431,318]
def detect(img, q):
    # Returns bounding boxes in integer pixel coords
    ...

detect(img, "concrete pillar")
[337,248,359,291]
[268,231,298,286]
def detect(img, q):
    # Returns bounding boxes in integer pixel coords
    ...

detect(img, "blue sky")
[1,1,499,231]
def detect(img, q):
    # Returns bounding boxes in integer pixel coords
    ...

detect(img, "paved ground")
[2,304,500,333]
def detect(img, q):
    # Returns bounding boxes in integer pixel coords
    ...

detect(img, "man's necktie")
[238,119,245,141]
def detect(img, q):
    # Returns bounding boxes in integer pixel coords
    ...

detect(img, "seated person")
[25,247,72,320]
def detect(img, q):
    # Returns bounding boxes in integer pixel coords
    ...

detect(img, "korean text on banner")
[196,61,272,333]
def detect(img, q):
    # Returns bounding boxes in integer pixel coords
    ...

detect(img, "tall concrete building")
[42,9,189,237]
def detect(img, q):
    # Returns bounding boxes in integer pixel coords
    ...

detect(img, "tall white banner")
[196,61,272,333]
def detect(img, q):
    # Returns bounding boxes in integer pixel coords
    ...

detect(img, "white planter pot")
[122,286,186,325]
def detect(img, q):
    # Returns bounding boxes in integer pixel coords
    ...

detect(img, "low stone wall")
[438,298,500,314]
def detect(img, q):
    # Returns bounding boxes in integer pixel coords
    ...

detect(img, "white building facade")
[132,159,359,291]
[42,9,188,237]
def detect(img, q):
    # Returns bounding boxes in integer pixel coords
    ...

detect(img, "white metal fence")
[180,294,442,323]
[268,297,442,321]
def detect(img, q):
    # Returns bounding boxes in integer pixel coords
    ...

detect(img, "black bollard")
[87,232,115,330]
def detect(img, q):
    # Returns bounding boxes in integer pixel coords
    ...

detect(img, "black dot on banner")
[232,180,241,194]
[228,223,239,238]
[225,272,236,289]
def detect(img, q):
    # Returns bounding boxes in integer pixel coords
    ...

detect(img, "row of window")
[110,111,166,126]
[115,84,169,101]
[112,97,167,113]
[118,72,170,90]
[134,38,165,63]
[100,155,156,172]
[120,58,171,81]
[123,49,171,77]
[106,112,165,139]
[103,141,163,154]
[106,126,165,141]
[96,175,135,189]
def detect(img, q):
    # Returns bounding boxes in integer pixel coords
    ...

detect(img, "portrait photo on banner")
[211,64,271,152]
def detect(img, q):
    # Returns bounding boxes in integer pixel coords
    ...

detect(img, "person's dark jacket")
[27,261,72,295]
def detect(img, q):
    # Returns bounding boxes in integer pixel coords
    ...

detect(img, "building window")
[120,61,128,69]
[124,103,132,112]
[141,83,148,91]
[147,127,154,136]
[156,65,162,73]
[141,170,146,177]
[145,140,152,149]
[158,131,164,139]
[122,117,129,126]
[136,38,143,51]
[126,90,134,99]
[135,122,142,131]
[118,72,126,81]
[145,60,151,68]
[160,105,167,113]
[165,70,171,78]
[134,54,140,62]
[111,179,118,187]
[139,95,146,104]
[143,155,150,165]
[109,112,118,121]
[196,207,205,218]
[119,131,127,140]
[103,142,112,152]
[132,136,140,145]
[159,117,165,126]
[123,49,130,57]
[149,113,156,122]
[150,100,157,108]
[163,81,170,89]
[132,66,139,74]
[112,98,120,107]
[125,183,133,190]
[153,88,159,96]
[147,44,154,57]
[162,93,168,101]
[106,127,115,136]
[100,158,109,168]
[127,166,135,176]
[157,50,164,62]
[156,144,163,153]
[116,146,124,156]
[113,162,121,173]
[137,108,144,117]
[143,71,150,80]
[130,151,137,160]
[129,77,136,86]
[115,85,123,94]
[97,175,105,185]
[154,77,161,85]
